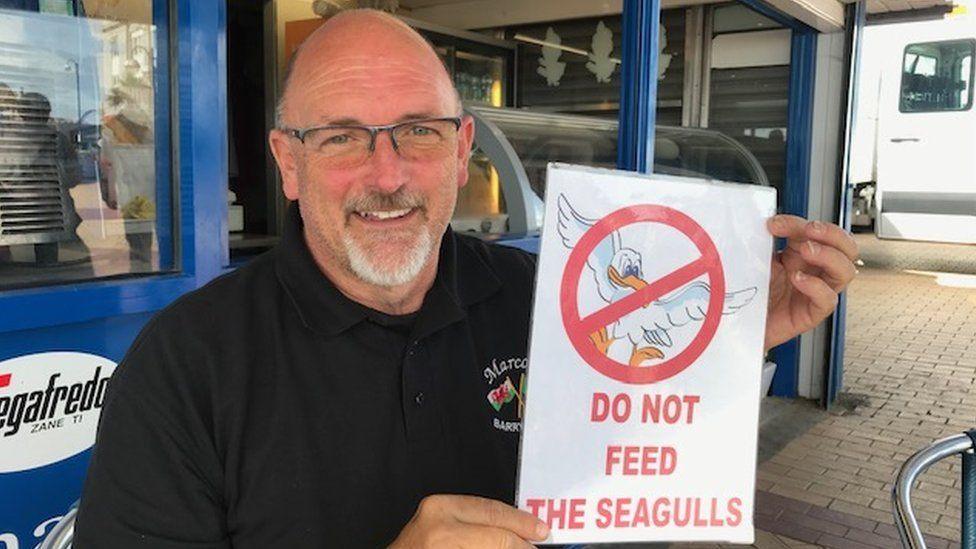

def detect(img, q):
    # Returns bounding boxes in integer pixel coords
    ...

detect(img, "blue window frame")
[731,0,817,398]
[827,0,866,406]
[0,0,228,334]
[617,0,660,173]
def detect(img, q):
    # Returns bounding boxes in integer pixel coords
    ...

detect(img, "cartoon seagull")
[556,194,757,366]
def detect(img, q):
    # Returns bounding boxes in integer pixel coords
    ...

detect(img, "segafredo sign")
[0,352,117,473]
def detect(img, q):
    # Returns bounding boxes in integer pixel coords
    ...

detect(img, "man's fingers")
[459,525,539,549]
[445,495,550,541]
[797,240,857,291]
[791,270,838,320]
[394,496,546,549]
[767,214,809,239]
[803,219,859,262]
[768,215,859,263]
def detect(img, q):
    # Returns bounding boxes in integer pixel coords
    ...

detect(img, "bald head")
[276,9,460,128]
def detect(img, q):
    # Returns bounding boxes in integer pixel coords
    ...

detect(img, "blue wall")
[0,0,228,543]
[0,314,151,544]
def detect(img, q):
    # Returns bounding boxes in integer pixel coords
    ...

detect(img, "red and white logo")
[556,196,757,384]
[0,352,117,473]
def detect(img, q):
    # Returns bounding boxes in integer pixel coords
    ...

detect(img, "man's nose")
[365,131,408,193]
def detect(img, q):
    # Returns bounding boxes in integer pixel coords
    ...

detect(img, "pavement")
[746,233,976,548]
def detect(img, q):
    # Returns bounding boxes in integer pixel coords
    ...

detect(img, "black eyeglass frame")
[280,116,463,152]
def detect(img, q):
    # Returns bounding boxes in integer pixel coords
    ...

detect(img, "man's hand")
[764,215,858,351]
[389,494,550,548]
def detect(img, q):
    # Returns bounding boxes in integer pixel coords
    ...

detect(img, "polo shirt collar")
[275,203,501,338]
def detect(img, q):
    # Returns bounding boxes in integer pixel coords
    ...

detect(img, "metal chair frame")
[39,505,76,549]
[893,431,976,548]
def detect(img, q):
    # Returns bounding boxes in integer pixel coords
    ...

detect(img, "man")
[76,9,858,548]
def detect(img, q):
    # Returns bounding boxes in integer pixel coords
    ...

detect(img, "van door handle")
[890,137,921,143]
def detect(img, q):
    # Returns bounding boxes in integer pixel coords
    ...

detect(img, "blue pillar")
[826,0,866,406]
[617,0,661,173]
[769,26,818,398]
[154,0,173,270]
[178,0,229,280]
[737,0,819,398]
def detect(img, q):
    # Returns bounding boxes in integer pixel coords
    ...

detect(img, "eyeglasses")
[280,117,462,168]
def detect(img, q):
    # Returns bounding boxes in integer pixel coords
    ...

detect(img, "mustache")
[343,189,426,216]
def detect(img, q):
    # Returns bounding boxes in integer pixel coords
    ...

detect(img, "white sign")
[0,352,117,473]
[517,164,775,544]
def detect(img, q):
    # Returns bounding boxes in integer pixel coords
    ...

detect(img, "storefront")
[0,0,863,543]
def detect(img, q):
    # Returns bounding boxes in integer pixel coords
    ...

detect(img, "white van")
[852,15,976,244]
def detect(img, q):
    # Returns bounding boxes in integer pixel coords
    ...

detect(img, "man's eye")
[324,134,351,145]
[409,125,436,136]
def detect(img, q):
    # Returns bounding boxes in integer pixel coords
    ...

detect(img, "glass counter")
[453,105,769,237]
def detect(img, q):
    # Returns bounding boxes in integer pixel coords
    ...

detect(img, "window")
[503,10,686,125]
[0,1,174,290]
[707,6,788,206]
[900,39,975,113]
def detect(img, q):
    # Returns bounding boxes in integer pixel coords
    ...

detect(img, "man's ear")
[269,129,301,200]
[455,115,475,189]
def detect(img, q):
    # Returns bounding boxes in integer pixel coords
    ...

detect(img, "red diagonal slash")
[575,256,710,336]
[0,373,10,388]
[560,204,725,385]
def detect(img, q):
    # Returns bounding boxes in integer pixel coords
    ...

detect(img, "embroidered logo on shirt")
[484,356,528,433]
[486,375,524,415]
[483,356,527,385]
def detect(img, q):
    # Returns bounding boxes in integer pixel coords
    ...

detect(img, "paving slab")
[745,234,976,547]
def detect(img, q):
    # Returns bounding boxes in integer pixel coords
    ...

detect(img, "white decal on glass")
[658,23,673,80]
[537,27,566,87]
[586,21,616,83]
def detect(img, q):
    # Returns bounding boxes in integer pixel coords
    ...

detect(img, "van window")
[900,39,975,113]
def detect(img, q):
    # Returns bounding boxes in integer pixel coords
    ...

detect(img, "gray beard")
[342,226,434,287]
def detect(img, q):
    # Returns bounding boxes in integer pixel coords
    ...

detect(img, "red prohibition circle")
[559,204,725,384]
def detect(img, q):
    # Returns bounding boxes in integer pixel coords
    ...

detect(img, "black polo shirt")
[76,204,537,548]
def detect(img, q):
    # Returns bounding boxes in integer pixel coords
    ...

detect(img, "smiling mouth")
[354,208,415,221]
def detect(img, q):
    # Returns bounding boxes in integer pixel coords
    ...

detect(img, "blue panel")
[0,276,196,333]
[155,0,174,270]
[783,30,817,219]
[827,1,867,405]
[2,450,91,545]
[616,0,660,173]
[769,28,818,398]
[496,236,540,255]
[828,292,848,401]
[177,0,229,281]
[0,313,154,545]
